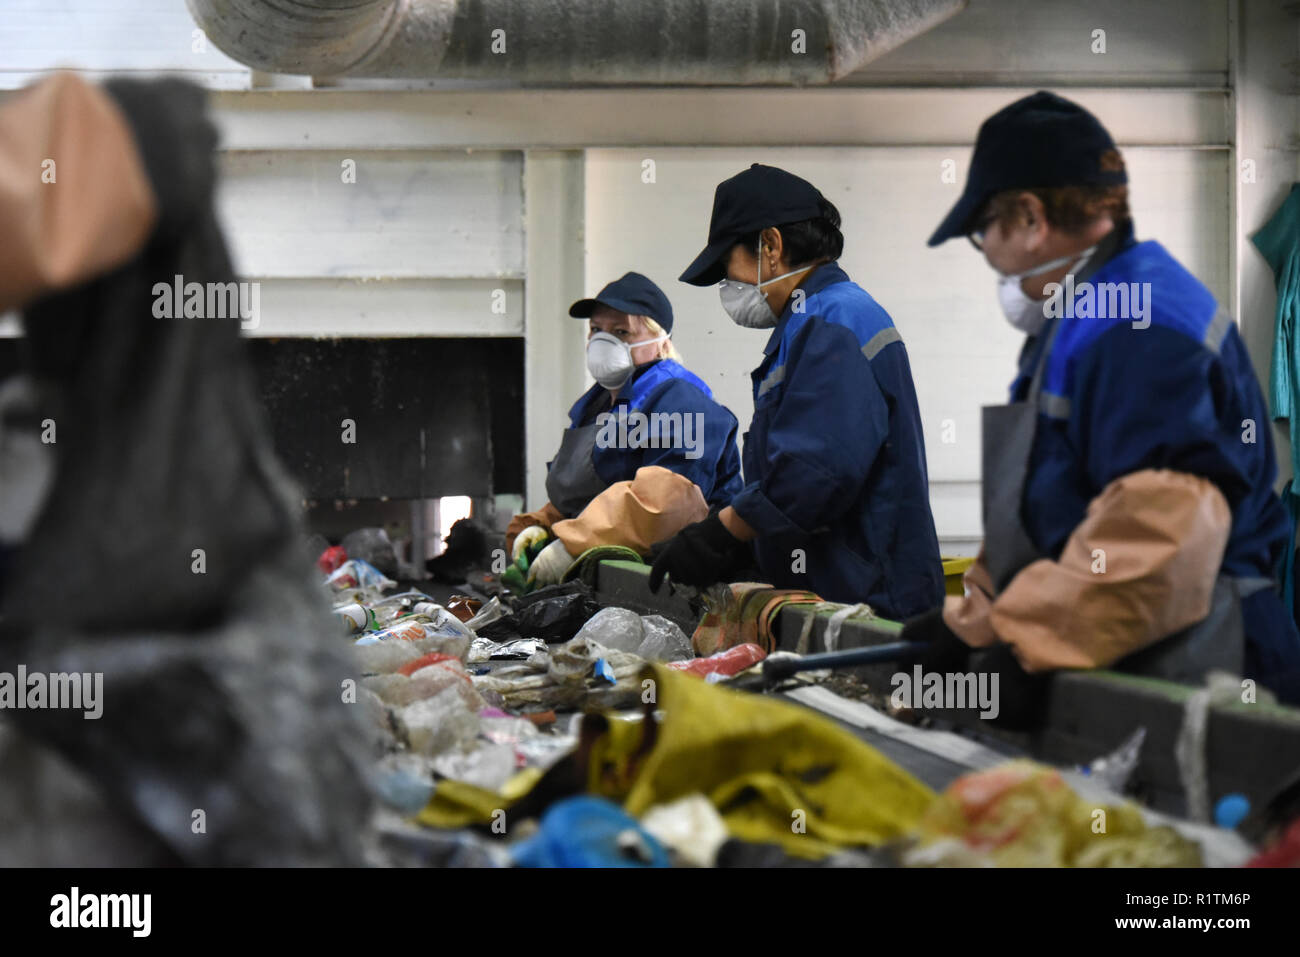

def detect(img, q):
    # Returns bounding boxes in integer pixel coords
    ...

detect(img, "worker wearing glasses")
[910,91,1300,710]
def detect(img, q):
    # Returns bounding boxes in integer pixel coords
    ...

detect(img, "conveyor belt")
[778,684,1022,790]
[591,559,1300,817]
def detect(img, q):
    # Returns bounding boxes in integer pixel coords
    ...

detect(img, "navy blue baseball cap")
[928,91,1127,247]
[569,271,674,334]
[680,164,827,287]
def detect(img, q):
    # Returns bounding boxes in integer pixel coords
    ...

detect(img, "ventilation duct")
[186,0,966,84]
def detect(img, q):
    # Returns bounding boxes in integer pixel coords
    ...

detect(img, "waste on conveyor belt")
[317,539,1271,870]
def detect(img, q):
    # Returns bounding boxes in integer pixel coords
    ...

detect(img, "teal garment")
[1252,184,1300,619]
[1283,480,1300,619]
[1252,183,1300,461]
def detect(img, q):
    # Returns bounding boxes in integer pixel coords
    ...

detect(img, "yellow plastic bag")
[417,666,934,859]
[583,665,934,858]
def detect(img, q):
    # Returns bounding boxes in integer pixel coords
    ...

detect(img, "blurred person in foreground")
[0,72,372,864]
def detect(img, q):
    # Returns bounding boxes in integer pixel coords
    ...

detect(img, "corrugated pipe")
[185,0,967,84]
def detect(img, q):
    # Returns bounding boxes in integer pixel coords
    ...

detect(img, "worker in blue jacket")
[508,272,744,586]
[913,91,1300,707]
[650,164,945,620]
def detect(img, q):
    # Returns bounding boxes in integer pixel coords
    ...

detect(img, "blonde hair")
[638,316,682,361]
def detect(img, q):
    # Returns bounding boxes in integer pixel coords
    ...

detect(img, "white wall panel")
[216,150,524,280]
[243,278,524,337]
[206,88,1228,151]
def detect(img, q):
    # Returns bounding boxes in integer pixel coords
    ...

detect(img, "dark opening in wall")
[244,337,524,500]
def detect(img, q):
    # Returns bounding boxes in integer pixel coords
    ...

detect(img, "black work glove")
[972,644,1052,730]
[899,607,973,674]
[901,609,1052,729]
[648,512,748,593]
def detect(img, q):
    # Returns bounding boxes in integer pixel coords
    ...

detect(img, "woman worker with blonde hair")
[507,271,743,586]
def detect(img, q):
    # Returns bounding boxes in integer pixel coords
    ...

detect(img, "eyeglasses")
[967,211,998,252]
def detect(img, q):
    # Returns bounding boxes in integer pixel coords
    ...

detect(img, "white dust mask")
[585,330,669,390]
[996,246,1096,335]
[720,247,811,329]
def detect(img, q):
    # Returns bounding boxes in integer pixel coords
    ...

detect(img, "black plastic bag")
[512,583,603,644]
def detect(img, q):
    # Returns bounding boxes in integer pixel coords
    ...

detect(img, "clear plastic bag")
[352,631,471,674]
[636,615,693,662]
[341,526,399,579]
[398,686,482,757]
[464,596,507,633]
[573,606,644,653]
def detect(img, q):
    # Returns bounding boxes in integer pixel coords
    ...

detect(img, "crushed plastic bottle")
[333,602,377,635]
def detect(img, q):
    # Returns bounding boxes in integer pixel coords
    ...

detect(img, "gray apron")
[545,422,608,518]
[980,319,1250,682]
[982,318,1062,593]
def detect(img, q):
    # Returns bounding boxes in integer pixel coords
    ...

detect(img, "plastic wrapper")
[359,611,475,645]
[468,636,548,664]
[324,559,396,598]
[418,604,478,642]
[668,642,766,678]
[361,620,433,643]
[636,615,694,662]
